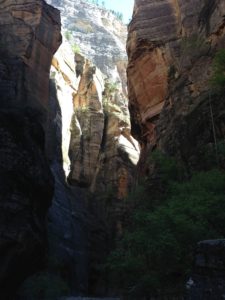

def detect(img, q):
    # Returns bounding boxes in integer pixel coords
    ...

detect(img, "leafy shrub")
[149,150,185,182]
[200,140,225,169]
[106,152,225,299]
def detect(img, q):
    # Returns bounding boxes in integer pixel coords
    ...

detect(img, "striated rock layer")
[127,0,225,169]
[0,0,61,297]
[46,0,128,95]
[47,38,139,294]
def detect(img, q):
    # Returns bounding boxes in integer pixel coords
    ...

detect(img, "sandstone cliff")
[126,0,225,298]
[47,35,139,295]
[127,0,225,168]
[44,1,140,295]
[0,0,61,297]
[46,0,140,197]
[31,0,138,296]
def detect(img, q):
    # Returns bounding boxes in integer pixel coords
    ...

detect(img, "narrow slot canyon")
[0,1,225,299]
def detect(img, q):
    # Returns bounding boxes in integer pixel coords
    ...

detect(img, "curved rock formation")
[127,0,225,160]
[0,0,61,297]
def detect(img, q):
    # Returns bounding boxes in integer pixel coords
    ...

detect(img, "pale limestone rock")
[46,0,127,93]
[50,41,79,176]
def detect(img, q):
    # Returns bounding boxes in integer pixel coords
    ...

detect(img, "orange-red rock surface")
[127,0,225,165]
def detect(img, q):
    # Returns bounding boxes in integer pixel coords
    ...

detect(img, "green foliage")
[71,43,81,54]
[200,141,225,169]
[105,81,119,94]
[210,49,225,91]
[106,152,225,299]
[150,150,185,182]
[64,30,72,41]
[18,272,69,300]
[108,9,123,21]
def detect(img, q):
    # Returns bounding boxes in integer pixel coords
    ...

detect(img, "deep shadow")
[46,78,89,296]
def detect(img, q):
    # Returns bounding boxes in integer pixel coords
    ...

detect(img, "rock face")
[45,1,139,296]
[46,0,127,93]
[47,41,89,295]
[49,37,139,195]
[187,240,225,300]
[126,0,225,298]
[0,0,61,297]
[45,0,140,195]
[69,53,139,194]
[44,0,140,202]
[127,0,225,168]
[47,37,139,295]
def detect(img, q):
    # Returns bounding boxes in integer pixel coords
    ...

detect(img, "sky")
[103,0,134,24]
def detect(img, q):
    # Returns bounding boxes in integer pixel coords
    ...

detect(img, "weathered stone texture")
[50,40,139,195]
[127,0,225,165]
[0,0,61,297]
[48,34,139,294]
[46,0,127,94]
[0,0,61,116]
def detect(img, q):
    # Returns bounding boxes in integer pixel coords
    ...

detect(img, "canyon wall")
[127,0,225,298]
[46,0,127,94]
[47,33,139,295]
[45,1,139,295]
[46,0,139,210]
[0,0,61,298]
[127,0,225,170]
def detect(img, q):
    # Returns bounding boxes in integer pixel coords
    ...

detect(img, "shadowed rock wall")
[0,0,61,297]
